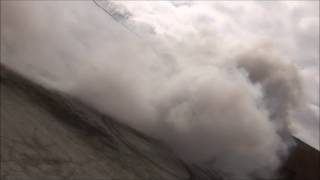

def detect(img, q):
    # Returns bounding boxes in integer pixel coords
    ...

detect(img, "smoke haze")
[1,1,317,179]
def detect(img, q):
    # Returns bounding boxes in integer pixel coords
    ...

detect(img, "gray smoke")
[1,1,306,179]
[236,45,303,136]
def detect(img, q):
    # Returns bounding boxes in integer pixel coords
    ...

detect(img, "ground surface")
[0,66,191,180]
[1,65,319,180]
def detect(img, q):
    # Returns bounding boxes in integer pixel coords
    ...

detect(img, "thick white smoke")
[1,1,309,179]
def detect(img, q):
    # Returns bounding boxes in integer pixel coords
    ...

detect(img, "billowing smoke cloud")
[236,45,303,136]
[1,1,312,179]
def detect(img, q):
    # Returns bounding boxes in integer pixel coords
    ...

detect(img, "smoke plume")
[1,1,307,179]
